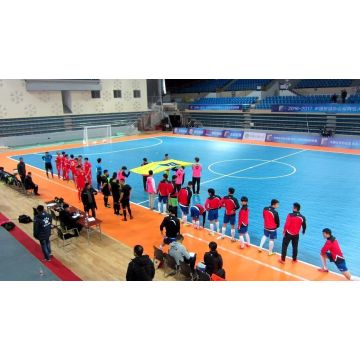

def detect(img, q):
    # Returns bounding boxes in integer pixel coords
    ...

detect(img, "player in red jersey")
[69,155,77,182]
[177,181,193,224]
[204,188,222,236]
[220,187,240,241]
[60,152,66,179]
[278,202,306,264]
[238,196,250,249]
[157,173,171,214]
[75,165,86,201]
[55,152,62,178]
[318,228,353,280]
[259,199,280,255]
[190,203,206,229]
[83,157,92,185]
[62,154,70,181]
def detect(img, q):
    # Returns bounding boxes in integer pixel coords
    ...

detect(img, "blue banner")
[223,130,244,139]
[265,133,321,146]
[173,128,189,135]
[188,128,205,136]
[204,129,225,138]
[188,104,243,111]
[320,137,360,149]
[272,104,360,113]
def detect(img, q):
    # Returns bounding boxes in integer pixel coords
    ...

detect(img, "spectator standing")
[33,205,52,261]
[341,89,347,103]
[17,157,26,183]
[126,245,155,281]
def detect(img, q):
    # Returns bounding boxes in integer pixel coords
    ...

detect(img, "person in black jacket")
[24,172,40,195]
[59,204,83,235]
[81,183,98,218]
[126,245,155,281]
[101,170,111,208]
[204,241,224,276]
[17,157,26,183]
[110,173,121,215]
[159,207,180,248]
[33,205,52,261]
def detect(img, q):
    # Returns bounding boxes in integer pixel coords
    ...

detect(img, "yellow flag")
[130,159,193,175]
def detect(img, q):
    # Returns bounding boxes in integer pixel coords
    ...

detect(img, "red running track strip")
[0,213,82,281]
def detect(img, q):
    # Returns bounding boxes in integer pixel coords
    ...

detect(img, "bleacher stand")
[257,95,332,109]
[295,79,352,88]
[176,79,232,93]
[190,97,258,105]
[225,79,271,91]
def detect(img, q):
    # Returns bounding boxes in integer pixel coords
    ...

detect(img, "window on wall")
[113,90,122,98]
[91,90,101,99]
[133,90,141,98]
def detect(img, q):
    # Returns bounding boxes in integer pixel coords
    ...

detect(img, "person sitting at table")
[168,234,196,271]
[59,203,82,235]
[81,183,98,218]
[24,172,40,195]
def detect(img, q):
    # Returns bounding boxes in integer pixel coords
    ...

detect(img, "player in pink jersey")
[191,157,202,194]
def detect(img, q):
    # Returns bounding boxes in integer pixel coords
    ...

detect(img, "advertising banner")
[223,130,244,139]
[265,133,321,146]
[188,104,243,111]
[173,128,189,135]
[271,104,360,113]
[204,129,225,138]
[187,128,205,136]
[319,137,360,149]
[243,131,267,141]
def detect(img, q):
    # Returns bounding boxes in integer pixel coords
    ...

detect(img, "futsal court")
[2,133,359,280]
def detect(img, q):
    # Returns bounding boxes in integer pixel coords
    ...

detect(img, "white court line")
[137,199,149,205]
[170,134,360,157]
[202,149,307,185]
[16,137,163,157]
[183,232,308,281]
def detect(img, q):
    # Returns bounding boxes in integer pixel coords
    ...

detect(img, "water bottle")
[39,267,44,277]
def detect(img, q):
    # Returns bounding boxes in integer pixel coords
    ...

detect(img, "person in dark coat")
[17,157,26,183]
[81,183,98,218]
[204,241,224,276]
[33,205,53,261]
[101,170,111,208]
[126,245,155,281]
[24,172,40,195]
[59,203,83,235]
[110,173,121,215]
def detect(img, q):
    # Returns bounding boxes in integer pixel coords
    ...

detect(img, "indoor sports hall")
[1,79,360,281]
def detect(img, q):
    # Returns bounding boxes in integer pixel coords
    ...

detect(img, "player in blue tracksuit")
[42,152,54,178]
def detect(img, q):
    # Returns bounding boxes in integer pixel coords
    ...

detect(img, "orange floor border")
[0,132,350,281]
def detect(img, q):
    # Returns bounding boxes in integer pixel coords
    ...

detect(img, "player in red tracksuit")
[177,181,193,224]
[84,157,92,185]
[220,187,240,241]
[318,228,353,280]
[190,203,206,229]
[238,196,250,249]
[278,202,306,264]
[204,188,222,236]
[60,152,66,179]
[157,173,171,214]
[259,199,280,255]
[55,152,62,178]
[62,154,70,181]
[75,165,86,201]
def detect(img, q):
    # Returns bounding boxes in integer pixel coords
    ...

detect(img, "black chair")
[164,253,178,278]
[57,221,79,251]
[50,209,60,227]
[196,269,211,281]
[153,246,165,270]
[179,261,194,281]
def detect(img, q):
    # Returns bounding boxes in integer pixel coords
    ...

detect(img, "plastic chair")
[153,246,165,270]
[163,253,178,278]
[178,261,193,281]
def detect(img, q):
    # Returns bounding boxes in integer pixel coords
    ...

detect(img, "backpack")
[1,221,15,231]
[18,214,33,223]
